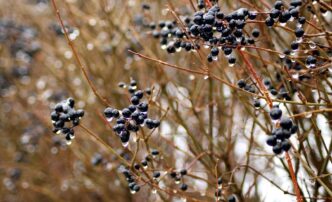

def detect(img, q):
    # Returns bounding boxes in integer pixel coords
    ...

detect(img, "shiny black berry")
[228,195,236,202]
[131,96,140,105]
[180,169,187,176]
[153,171,161,179]
[281,140,291,151]
[269,107,282,120]
[272,143,282,154]
[180,183,188,191]
[237,79,246,88]
[280,118,293,129]
[266,135,277,146]
[295,27,304,38]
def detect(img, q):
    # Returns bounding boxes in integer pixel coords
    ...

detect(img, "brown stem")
[238,49,273,107]
[50,0,110,106]
[290,108,332,118]
[130,50,330,107]
[79,124,130,167]
[204,0,212,8]
[285,152,303,202]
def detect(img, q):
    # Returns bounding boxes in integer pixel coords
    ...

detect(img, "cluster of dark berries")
[104,79,159,147]
[145,2,264,64]
[131,150,189,192]
[141,0,330,72]
[133,149,159,171]
[237,77,293,102]
[214,178,237,201]
[51,98,84,145]
[263,78,293,100]
[264,1,327,70]
[267,106,298,155]
[234,78,300,156]
[122,169,140,194]
[169,169,188,191]
[265,0,304,30]
[236,79,257,93]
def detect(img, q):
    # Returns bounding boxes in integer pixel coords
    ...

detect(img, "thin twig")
[51,0,110,106]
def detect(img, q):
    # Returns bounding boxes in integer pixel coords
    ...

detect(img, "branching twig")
[51,0,110,106]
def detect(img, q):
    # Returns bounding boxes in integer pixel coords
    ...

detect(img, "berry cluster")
[146,3,262,64]
[169,169,188,191]
[265,0,329,70]
[265,0,304,30]
[130,150,191,193]
[237,79,257,94]
[103,79,159,147]
[122,169,141,194]
[51,98,85,145]
[237,76,299,156]
[140,0,331,75]
[144,0,272,66]
[133,149,160,171]
[267,106,298,155]
[237,77,297,108]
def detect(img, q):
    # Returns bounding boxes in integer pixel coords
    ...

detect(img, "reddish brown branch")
[285,152,303,202]
[204,0,212,8]
[238,49,273,107]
